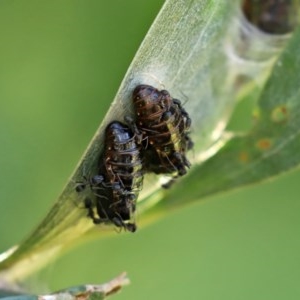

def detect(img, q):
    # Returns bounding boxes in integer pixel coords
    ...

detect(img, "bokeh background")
[0,1,300,299]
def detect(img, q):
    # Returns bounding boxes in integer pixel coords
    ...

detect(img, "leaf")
[160,24,300,207]
[0,273,129,300]
[0,0,295,284]
[0,0,240,282]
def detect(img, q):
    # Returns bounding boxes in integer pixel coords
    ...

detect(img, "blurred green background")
[0,1,300,299]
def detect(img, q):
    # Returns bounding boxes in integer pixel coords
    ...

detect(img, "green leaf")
[0,0,296,286]
[160,25,300,207]
[0,0,240,281]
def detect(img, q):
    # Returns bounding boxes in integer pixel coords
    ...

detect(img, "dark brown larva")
[242,0,297,34]
[77,121,143,232]
[84,197,137,232]
[132,84,192,180]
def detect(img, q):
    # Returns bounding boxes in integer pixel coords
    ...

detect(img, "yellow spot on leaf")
[252,108,261,123]
[239,151,249,163]
[271,105,288,123]
[256,138,272,150]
